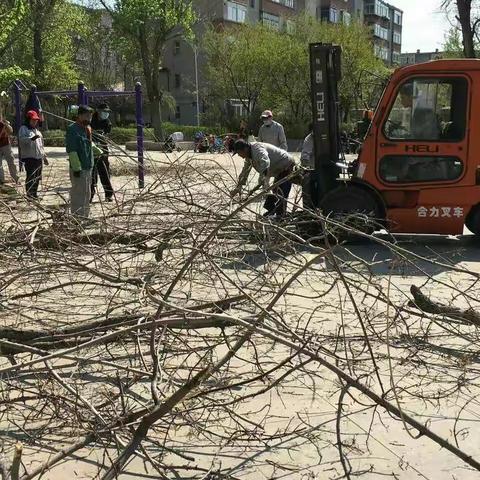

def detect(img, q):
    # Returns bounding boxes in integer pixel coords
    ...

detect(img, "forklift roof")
[398,58,480,74]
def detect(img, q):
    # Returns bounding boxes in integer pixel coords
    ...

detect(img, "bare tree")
[1,140,480,478]
[443,0,478,57]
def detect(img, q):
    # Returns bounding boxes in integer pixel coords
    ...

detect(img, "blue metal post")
[135,82,145,189]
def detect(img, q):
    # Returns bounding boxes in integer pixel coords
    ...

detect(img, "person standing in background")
[90,103,114,202]
[0,114,19,185]
[18,110,48,199]
[66,105,102,218]
[257,110,288,151]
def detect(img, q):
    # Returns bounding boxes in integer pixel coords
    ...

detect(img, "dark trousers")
[263,169,292,217]
[91,155,113,201]
[301,171,315,210]
[24,158,43,198]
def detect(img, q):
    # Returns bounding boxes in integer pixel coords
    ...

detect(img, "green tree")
[443,27,466,56]
[77,9,127,90]
[2,1,90,89]
[98,0,196,139]
[203,16,388,134]
[0,0,26,58]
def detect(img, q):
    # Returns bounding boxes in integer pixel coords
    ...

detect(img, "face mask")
[100,111,110,120]
[263,119,273,126]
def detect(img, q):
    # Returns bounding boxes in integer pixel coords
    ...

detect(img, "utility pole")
[193,44,200,127]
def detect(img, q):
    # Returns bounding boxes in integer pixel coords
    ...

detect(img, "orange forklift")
[309,43,480,236]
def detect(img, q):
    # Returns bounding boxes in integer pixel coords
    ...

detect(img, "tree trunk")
[456,0,476,57]
[149,96,164,140]
[32,18,44,80]
[138,29,164,140]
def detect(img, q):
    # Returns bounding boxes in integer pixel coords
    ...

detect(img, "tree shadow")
[331,233,480,277]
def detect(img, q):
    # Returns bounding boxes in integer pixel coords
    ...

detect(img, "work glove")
[68,151,82,171]
[92,143,103,158]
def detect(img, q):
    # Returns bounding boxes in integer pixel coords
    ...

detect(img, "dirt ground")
[1,146,480,479]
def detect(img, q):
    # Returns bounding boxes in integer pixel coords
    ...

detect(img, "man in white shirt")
[230,139,296,217]
[257,110,288,151]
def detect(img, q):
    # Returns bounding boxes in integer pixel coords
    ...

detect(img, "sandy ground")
[1,146,480,479]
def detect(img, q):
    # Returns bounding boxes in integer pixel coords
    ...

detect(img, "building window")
[228,100,248,118]
[330,7,339,23]
[174,41,180,55]
[392,52,401,64]
[175,106,180,120]
[321,7,339,23]
[341,11,351,25]
[175,74,181,89]
[374,24,389,40]
[261,11,280,29]
[365,0,390,19]
[393,32,402,45]
[374,44,389,60]
[285,0,294,8]
[226,1,247,23]
[286,19,295,34]
[394,11,402,25]
[250,0,255,6]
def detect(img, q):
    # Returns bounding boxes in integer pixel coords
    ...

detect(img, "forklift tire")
[465,206,480,235]
[320,185,383,241]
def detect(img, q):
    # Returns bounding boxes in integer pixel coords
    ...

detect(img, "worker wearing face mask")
[257,110,288,151]
[66,105,102,218]
[90,103,114,203]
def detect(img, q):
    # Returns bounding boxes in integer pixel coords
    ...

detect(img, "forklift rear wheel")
[465,206,480,235]
[320,186,382,240]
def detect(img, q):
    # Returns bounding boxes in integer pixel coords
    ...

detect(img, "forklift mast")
[309,43,343,207]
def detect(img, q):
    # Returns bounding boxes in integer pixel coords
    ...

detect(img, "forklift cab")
[310,43,480,236]
[358,61,476,235]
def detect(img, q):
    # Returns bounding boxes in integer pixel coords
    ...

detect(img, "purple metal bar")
[77,82,87,105]
[135,82,144,189]
[36,90,78,97]
[86,91,136,97]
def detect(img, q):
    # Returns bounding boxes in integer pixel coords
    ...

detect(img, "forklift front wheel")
[319,186,383,241]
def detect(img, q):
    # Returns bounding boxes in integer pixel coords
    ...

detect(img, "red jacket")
[0,122,11,148]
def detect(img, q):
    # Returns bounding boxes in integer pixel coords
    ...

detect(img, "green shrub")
[43,124,228,147]
[42,130,66,147]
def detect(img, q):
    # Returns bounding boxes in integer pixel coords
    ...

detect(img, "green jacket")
[66,123,101,171]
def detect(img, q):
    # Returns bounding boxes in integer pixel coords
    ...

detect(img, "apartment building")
[363,0,403,65]
[161,0,300,125]
[298,0,362,23]
[162,0,401,125]
[399,49,443,66]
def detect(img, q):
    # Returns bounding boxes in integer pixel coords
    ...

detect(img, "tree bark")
[138,27,164,140]
[32,19,44,79]
[29,0,58,85]
[456,0,476,57]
